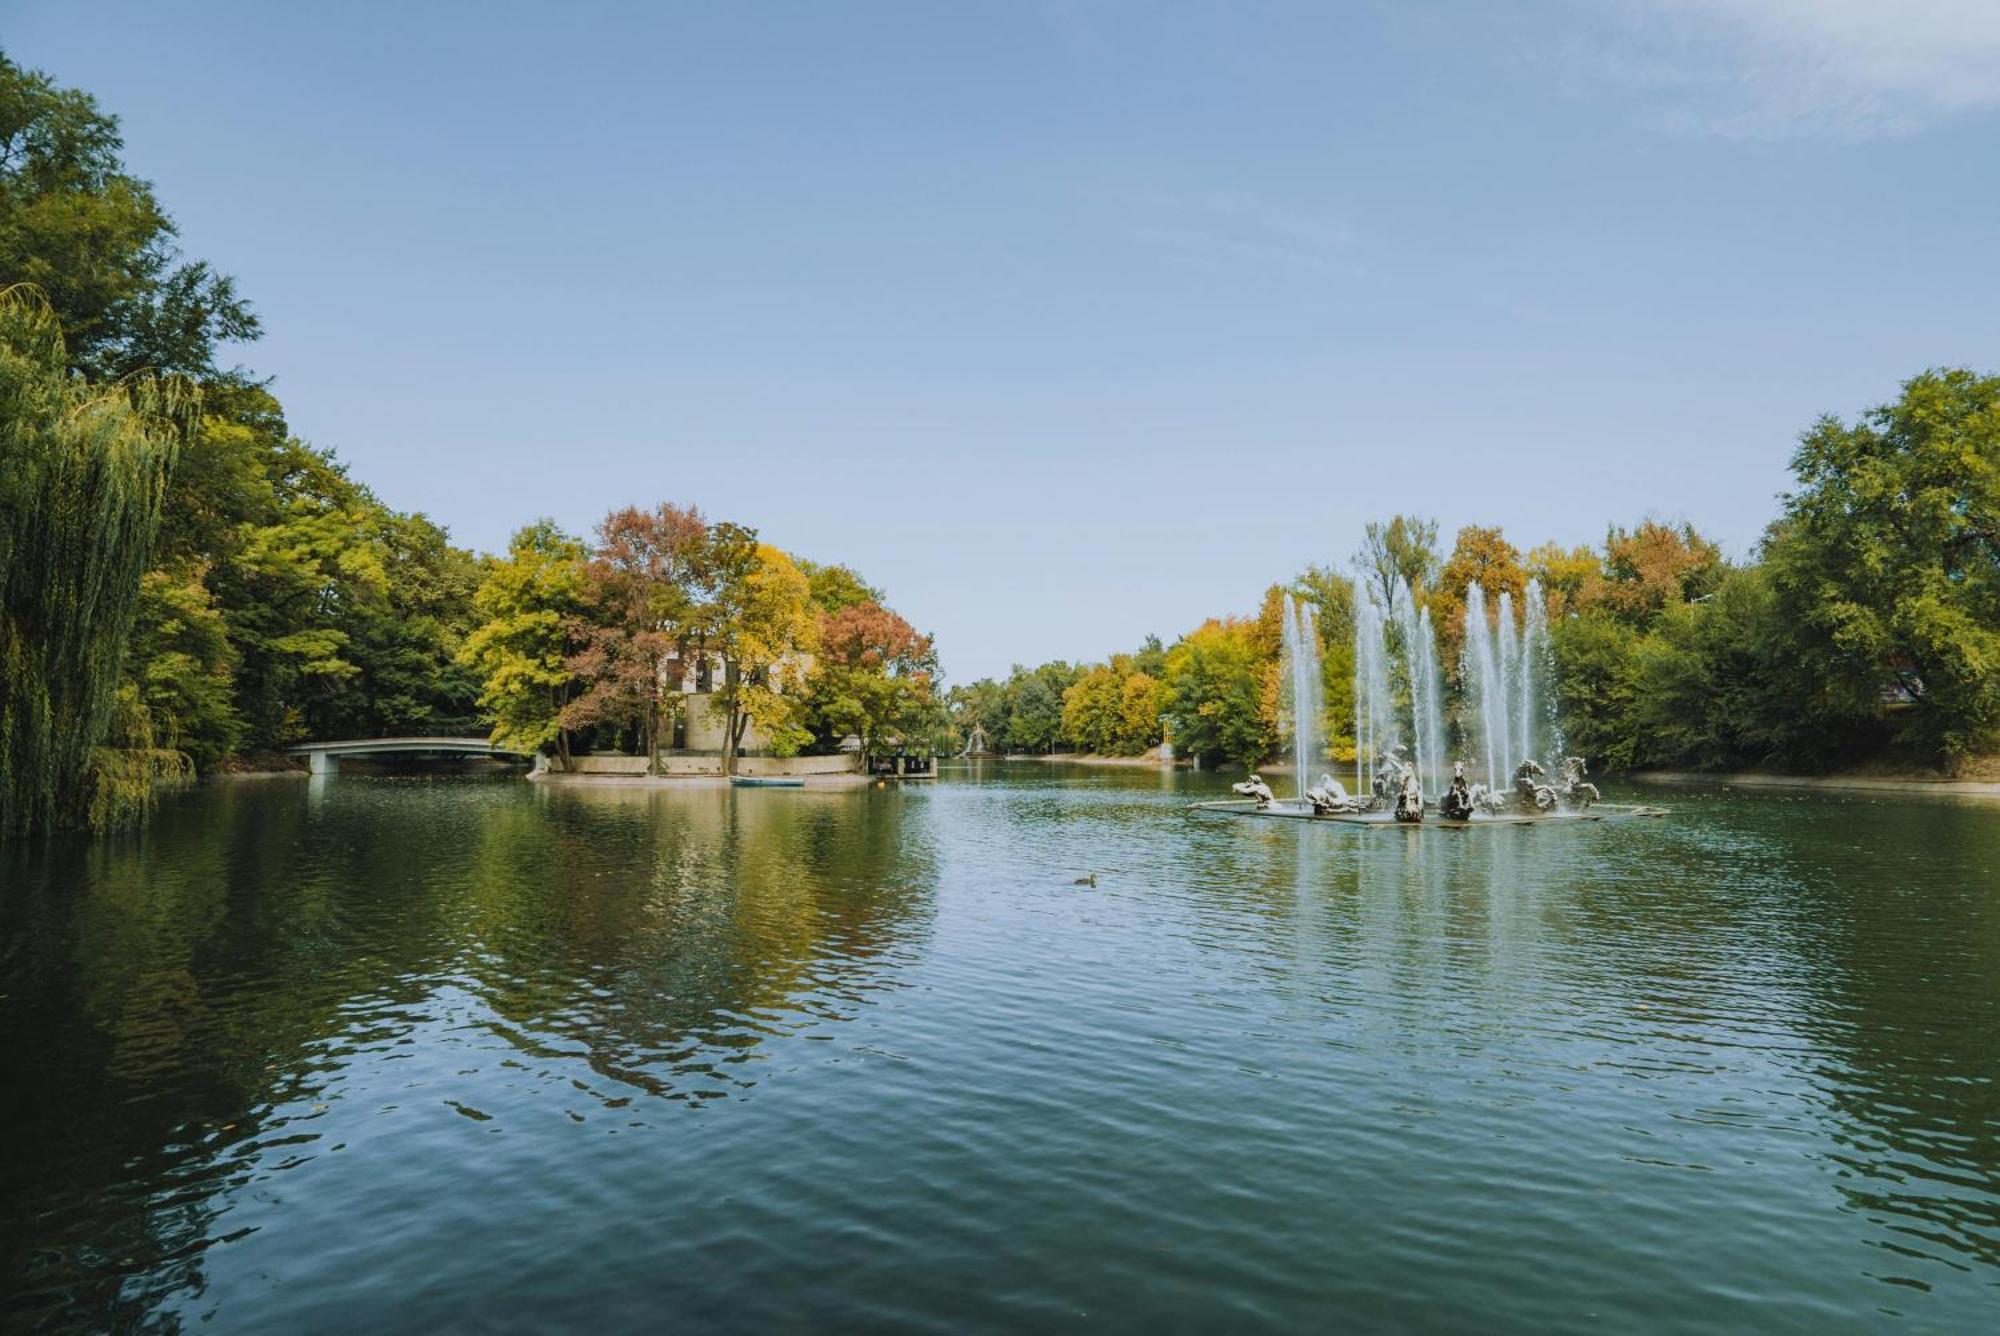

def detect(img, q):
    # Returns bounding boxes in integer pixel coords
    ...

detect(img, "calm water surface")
[3,766,1997,1331]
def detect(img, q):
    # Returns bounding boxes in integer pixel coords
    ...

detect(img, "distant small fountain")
[1279,593,1323,806]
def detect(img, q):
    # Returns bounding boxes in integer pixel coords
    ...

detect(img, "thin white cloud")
[1548,0,2000,138]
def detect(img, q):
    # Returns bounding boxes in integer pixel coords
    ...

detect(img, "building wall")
[681,691,771,753]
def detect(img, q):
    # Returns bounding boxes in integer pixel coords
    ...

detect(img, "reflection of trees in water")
[1,782,319,1329]
[0,779,936,1327]
[1773,800,2000,1283]
[463,784,937,1105]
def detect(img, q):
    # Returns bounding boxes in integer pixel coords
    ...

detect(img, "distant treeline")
[951,371,2000,777]
[0,53,937,837]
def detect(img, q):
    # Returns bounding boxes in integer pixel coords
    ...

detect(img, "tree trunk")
[721,661,741,775]
[646,697,660,775]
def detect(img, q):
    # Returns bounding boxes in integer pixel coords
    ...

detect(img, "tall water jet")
[1498,589,1519,779]
[1415,603,1445,795]
[1518,579,1550,773]
[1462,584,1509,790]
[1352,593,1390,796]
[1388,585,1446,796]
[1280,593,1323,805]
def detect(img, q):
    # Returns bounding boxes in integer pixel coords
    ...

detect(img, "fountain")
[1520,580,1558,764]
[1200,567,1659,827]
[1353,594,1389,798]
[1459,580,1563,790]
[1279,593,1323,806]
[1358,581,1446,799]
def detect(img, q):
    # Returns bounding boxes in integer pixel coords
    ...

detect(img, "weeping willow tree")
[1,286,194,837]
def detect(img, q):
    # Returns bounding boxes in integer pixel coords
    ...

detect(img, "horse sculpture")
[1439,761,1477,821]
[1511,760,1559,813]
[1306,774,1367,815]
[1231,774,1278,809]
[1558,756,1599,810]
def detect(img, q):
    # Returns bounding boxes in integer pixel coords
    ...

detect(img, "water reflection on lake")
[2,766,1996,1330]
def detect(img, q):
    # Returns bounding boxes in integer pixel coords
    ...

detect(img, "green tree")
[808,601,940,760]
[1549,612,1642,773]
[1765,369,2000,764]
[946,677,1007,753]
[1007,668,1067,753]
[1357,515,1440,614]
[1,288,192,834]
[1162,619,1274,768]
[126,568,241,770]
[461,520,587,763]
[208,435,388,749]
[799,560,883,615]
[711,543,816,770]
[1061,661,1126,754]
[0,52,257,381]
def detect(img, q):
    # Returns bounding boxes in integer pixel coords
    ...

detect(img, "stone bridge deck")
[285,737,529,774]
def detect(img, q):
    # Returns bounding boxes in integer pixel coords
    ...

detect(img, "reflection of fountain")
[1279,593,1323,806]
[1460,580,1559,789]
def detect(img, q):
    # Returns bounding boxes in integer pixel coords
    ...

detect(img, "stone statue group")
[1232,748,1599,823]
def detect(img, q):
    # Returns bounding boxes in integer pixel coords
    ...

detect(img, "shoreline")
[531,771,881,790]
[953,752,1190,769]
[1628,769,2000,799]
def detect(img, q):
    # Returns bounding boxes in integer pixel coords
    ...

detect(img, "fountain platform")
[1188,799,1667,827]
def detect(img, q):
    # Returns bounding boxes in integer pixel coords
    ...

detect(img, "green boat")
[731,776,805,789]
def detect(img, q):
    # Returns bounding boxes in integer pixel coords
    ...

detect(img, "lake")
[3,766,1997,1331]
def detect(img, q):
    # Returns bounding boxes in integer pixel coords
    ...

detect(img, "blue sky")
[8,0,1998,680]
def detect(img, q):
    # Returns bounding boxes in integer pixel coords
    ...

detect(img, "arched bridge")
[286,736,533,775]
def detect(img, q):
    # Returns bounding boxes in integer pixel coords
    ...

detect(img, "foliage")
[85,683,193,832]
[460,520,587,760]
[1599,521,1723,626]
[808,600,940,758]
[1060,656,1163,756]
[1764,369,2000,764]
[560,503,708,768]
[1161,619,1275,768]
[1526,542,1603,618]
[0,287,191,835]
[799,560,883,615]
[1548,612,1642,773]
[127,568,241,770]
[0,51,257,381]
[710,543,816,769]
[1356,514,1439,614]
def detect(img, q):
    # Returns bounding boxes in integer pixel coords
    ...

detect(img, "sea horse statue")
[1439,761,1476,821]
[1232,774,1278,808]
[1306,773,1365,815]
[1511,760,1558,814]
[1372,745,1411,810]
[1394,761,1425,823]
[1557,756,1599,810]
